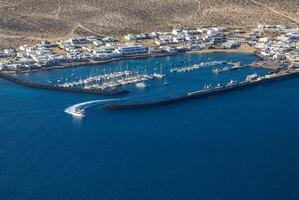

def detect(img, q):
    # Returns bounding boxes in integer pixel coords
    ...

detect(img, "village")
[0,25,299,73]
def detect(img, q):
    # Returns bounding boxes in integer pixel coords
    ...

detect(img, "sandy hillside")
[0,0,298,49]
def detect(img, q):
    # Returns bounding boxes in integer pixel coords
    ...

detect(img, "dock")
[213,63,243,74]
[170,61,227,73]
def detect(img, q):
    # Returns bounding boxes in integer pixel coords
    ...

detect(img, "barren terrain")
[0,0,298,49]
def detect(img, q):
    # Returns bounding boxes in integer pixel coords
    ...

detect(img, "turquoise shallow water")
[1,53,299,200]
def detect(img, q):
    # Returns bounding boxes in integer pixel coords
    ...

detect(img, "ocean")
[1,53,299,200]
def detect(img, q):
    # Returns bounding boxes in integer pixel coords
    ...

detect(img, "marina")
[1,48,299,200]
[12,53,262,98]
[104,67,299,110]
[1,0,299,197]
[1,50,297,115]
[2,0,299,195]
[1,47,296,124]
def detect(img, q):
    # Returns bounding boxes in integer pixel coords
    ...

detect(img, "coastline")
[1,52,181,75]
[0,47,290,102]
[1,46,262,75]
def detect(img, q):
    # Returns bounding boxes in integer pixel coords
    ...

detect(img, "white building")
[172,29,182,35]
[116,44,148,55]
[125,34,136,40]
[0,49,16,58]
[207,29,219,38]
[93,40,104,47]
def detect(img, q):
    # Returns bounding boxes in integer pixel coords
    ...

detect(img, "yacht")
[213,68,220,74]
[215,83,224,89]
[246,73,259,81]
[152,73,165,79]
[231,65,241,70]
[202,84,212,91]
[136,82,147,88]
[73,108,86,118]
[227,80,238,86]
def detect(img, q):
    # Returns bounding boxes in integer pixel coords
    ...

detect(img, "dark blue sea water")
[1,53,299,200]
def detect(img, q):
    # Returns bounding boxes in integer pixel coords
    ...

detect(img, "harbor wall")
[104,71,299,110]
[0,73,129,96]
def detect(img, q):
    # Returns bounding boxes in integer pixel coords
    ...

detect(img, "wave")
[64,98,125,117]
[64,90,165,117]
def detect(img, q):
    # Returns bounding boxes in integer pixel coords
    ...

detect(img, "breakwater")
[104,70,299,110]
[0,73,129,96]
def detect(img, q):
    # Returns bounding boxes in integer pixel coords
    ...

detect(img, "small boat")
[223,67,230,71]
[213,68,220,74]
[227,80,238,86]
[72,108,86,118]
[136,82,147,88]
[152,73,165,79]
[231,65,242,70]
[202,84,212,91]
[215,83,224,89]
[170,68,177,73]
[246,73,259,81]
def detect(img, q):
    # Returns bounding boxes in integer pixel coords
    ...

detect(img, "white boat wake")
[64,90,164,118]
[64,98,125,118]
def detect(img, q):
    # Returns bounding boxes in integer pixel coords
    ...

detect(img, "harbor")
[12,52,262,91]
[1,25,298,101]
[1,39,298,116]
[103,66,299,110]
[0,25,299,116]
[2,1,299,198]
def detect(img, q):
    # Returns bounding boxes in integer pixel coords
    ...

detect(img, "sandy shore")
[188,45,258,54]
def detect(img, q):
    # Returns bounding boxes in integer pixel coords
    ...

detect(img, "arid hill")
[0,0,298,49]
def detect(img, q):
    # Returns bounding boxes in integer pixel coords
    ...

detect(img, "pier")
[58,70,164,91]
[213,63,243,74]
[170,61,227,73]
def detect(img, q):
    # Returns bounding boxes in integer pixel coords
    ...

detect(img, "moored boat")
[136,82,147,88]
